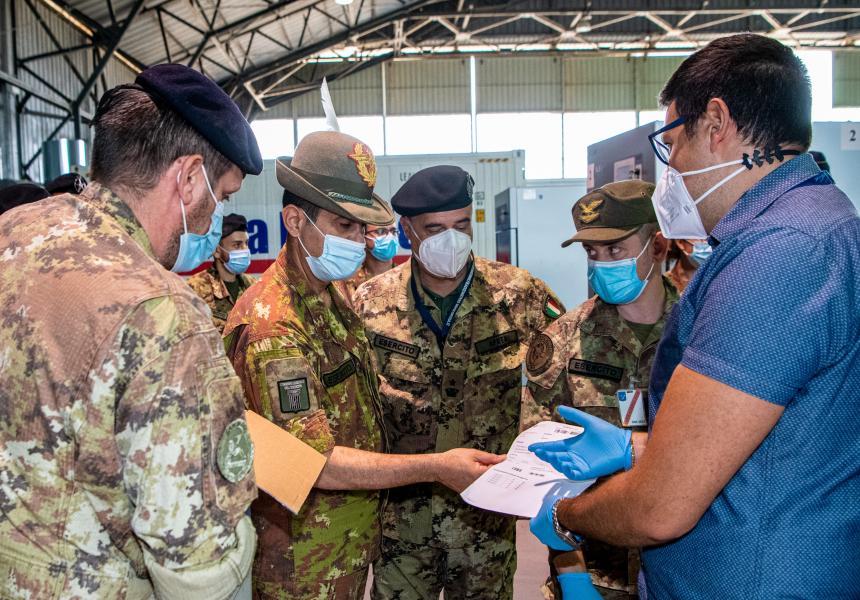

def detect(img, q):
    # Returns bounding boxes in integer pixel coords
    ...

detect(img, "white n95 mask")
[411,225,472,279]
[652,159,746,239]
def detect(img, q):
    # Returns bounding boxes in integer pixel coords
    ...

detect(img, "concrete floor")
[364,520,550,599]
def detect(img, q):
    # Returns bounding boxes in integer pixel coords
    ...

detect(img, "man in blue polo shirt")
[527,33,859,599]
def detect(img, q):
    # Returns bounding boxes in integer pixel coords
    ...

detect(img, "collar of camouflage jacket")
[579,275,680,356]
[80,182,156,260]
[398,257,495,317]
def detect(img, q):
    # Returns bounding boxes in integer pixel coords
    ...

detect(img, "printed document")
[461,421,595,518]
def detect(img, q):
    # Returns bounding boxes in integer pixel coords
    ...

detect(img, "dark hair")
[660,34,812,151]
[282,188,319,220]
[90,85,232,195]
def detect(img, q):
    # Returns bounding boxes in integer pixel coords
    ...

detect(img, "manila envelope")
[245,410,327,514]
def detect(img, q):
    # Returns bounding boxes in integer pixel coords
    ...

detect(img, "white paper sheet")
[460,421,595,518]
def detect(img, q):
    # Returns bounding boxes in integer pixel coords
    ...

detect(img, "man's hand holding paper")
[528,406,633,481]
[460,421,595,518]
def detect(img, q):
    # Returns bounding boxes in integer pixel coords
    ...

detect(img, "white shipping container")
[224,151,526,274]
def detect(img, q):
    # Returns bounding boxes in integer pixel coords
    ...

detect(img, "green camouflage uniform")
[224,245,386,600]
[187,262,256,333]
[524,277,679,598]
[0,184,257,599]
[353,256,563,600]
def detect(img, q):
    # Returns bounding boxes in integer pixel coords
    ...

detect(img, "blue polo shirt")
[643,154,860,599]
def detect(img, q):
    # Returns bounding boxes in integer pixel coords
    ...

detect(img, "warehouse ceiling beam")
[36,0,146,72]
[219,0,441,99]
[71,0,145,137]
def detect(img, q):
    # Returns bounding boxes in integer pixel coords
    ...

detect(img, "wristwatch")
[552,500,584,550]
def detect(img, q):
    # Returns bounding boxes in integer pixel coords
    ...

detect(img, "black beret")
[45,173,87,195]
[222,213,248,239]
[136,64,262,176]
[0,182,50,216]
[391,165,474,217]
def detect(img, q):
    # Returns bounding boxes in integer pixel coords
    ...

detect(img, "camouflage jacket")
[187,263,255,333]
[353,257,563,549]
[0,184,256,599]
[223,245,386,598]
[341,262,391,307]
[525,276,679,593]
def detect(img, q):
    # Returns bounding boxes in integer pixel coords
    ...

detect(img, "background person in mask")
[353,165,566,600]
[528,33,860,600]
[223,134,502,600]
[664,238,711,292]
[524,181,678,600]
[342,212,398,300]
[188,212,256,333]
[0,64,261,599]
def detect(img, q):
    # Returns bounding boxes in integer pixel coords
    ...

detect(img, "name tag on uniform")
[475,330,519,355]
[321,358,357,388]
[616,389,646,428]
[374,334,420,359]
[568,358,623,382]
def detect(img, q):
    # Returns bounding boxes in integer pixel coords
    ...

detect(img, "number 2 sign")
[842,123,859,151]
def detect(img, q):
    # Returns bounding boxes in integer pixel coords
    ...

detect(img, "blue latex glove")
[530,496,575,551]
[557,573,603,600]
[528,406,633,480]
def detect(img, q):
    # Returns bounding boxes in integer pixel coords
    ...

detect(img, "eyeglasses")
[366,226,397,238]
[648,116,687,166]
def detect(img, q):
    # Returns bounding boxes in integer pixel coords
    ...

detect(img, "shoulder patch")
[544,295,563,319]
[278,377,311,413]
[475,330,519,355]
[321,358,357,388]
[373,334,420,359]
[526,333,555,375]
[567,358,623,382]
[216,418,254,483]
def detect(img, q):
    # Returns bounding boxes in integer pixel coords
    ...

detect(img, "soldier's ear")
[652,232,670,262]
[282,205,304,238]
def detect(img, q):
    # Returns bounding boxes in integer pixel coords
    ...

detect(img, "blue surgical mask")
[587,238,655,305]
[172,165,223,273]
[298,210,366,281]
[689,241,713,266]
[224,248,251,274]
[369,233,398,261]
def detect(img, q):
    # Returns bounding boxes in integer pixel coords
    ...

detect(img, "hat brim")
[277,159,393,226]
[561,225,642,247]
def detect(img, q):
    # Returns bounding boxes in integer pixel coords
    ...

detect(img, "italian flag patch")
[544,297,562,319]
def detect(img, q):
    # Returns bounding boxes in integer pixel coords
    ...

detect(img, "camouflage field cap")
[562,180,657,246]
[277,131,394,226]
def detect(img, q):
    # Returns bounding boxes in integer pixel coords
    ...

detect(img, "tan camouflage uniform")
[353,256,564,600]
[0,184,256,599]
[224,244,386,600]
[524,277,679,599]
[187,263,256,333]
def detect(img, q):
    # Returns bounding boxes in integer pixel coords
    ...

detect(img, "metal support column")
[0,0,20,180]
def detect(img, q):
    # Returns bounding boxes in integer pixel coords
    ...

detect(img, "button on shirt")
[644,154,860,599]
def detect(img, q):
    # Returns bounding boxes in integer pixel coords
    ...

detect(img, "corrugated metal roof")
[477,55,563,112]
[386,58,470,115]
[834,51,860,107]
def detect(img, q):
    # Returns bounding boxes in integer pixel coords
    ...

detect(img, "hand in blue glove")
[530,495,576,551]
[557,573,603,600]
[528,406,633,480]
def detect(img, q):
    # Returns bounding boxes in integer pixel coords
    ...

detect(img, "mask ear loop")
[694,165,747,205]
[636,235,656,285]
[176,170,189,235]
[297,208,323,259]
